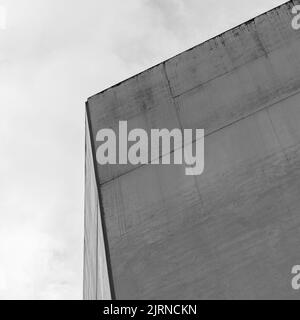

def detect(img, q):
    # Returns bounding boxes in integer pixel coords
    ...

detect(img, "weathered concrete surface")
[85,1,300,299]
[83,115,111,300]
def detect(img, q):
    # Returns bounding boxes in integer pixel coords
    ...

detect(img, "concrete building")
[84,1,300,299]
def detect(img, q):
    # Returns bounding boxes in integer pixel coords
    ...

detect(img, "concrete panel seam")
[162,61,184,131]
[98,86,300,187]
[266,107,290,163]
[88,1,292,101]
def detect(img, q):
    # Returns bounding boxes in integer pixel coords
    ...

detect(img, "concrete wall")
[83,115,111,300]
[85,1,300,299]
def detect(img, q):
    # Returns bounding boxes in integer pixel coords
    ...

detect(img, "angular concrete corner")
[83,112,111,300]
[84,1,300,299]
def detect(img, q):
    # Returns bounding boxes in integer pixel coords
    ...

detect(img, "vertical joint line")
[162,62,184,132]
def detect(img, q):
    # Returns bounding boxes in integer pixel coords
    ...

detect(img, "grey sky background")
[0,0,287,299]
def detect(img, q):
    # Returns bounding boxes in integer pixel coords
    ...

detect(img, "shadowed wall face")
[85,1,300,299]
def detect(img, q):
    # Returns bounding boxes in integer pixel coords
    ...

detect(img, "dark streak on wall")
[84,1,300,299]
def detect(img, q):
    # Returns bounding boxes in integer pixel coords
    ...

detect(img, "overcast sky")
[0,0,287,300]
